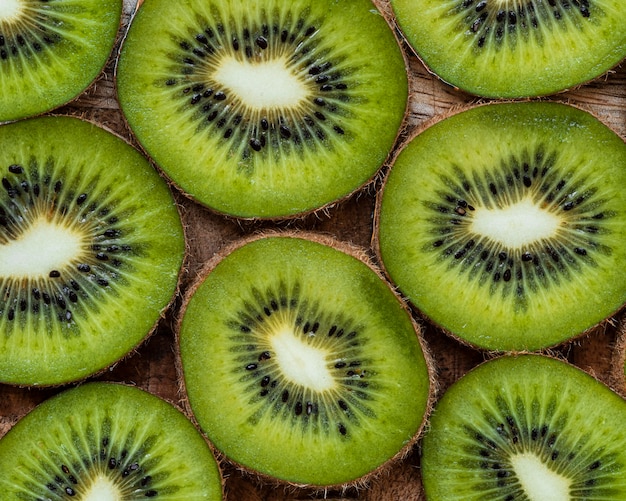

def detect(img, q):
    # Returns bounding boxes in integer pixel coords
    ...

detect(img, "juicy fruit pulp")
[0,0,122,122]
[0,116,185,386]
[421,354,626,500]
[178,234,431,486]
[377,102,626,351]
[116,0,408,218]
[0,382,223,500]
[390,0,626,98]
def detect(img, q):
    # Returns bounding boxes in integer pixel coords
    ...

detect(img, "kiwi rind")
[175,230,435,489]
[421,353,626,500]
[0,0,123,123]
[115,0,409,219]
[0,115,185,386]
[0,381,224,500]
[374,101,626,352]
[389,0,626,98]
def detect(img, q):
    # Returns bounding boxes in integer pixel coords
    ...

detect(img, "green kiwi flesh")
[0,116,185,386]
[0,382,223,499]
[377,102,626,351]
[177,233,431,487]
[390,0,626,98]
[116,0,408,219]
[421,354,626,500]
[0,0,122,123]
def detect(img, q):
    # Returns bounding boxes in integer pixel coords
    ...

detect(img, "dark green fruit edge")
[0,0,625,499]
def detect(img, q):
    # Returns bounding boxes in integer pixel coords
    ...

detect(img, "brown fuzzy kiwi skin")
[608,314,626,397]
[174,229,437,493]
[0,114,187,389]
[113,0,411,222]
[371,100,626,354]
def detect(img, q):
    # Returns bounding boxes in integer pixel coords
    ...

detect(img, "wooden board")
[0,1,625,499]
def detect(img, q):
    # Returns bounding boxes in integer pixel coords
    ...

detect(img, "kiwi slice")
[0,0,122,123]
[421,354,626,499]
[376,101,626,351]
[176,232,432,487]
[390,0,626,98]
[116,0,408,219]
[0,382,224,499]
[0,115,185,386]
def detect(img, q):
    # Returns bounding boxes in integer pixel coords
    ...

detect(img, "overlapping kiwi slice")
[376,101,626,351]
[176,233,432,487]
[421,354,626,500]
[116,0,408,219]
[0,0,122,123]
[390,0,626,98]
[0,382,224,499]
[0,115,185,386]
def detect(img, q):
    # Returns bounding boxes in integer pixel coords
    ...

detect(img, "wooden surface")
[0,1,625,499]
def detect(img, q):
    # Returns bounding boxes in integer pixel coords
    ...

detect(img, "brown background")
[1,1,625,499]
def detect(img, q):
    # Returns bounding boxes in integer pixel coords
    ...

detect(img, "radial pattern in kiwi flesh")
[377,102,626,351]
[0,0,122,122]
[0,382,223,500]
[0,116,185,386]
[390,0,626,98]
[177,234,431,487]
[421,354,626,500]
[116,0,408,219]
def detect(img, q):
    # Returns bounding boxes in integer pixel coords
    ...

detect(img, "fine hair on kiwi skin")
[174,229,437,491]
[372,100,626,352]
[608,313,626,397]
[115,0,411,220]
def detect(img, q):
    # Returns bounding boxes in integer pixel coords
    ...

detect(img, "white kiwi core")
[81,475,123,501]
[213,56,309,110]
[0,216,85,278]
[511,452,571,501]
[270,326,335,391]
[470,197,561,248]
[0,0,23,22]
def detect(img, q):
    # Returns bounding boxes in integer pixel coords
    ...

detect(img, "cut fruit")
[116,0,408,219]
[0,0,122,122]
[0,382,223,500]
[390,0,626,98]
[0,115,185,386]
[177,232,432,487]
[421,354,626,500]
[376,101,626,351]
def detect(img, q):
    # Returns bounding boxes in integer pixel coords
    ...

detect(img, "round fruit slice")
[376,102,626,351]
[177,232,432,487]
[0,382,223,500]
[0,0,122,122]
[390,0,626,98]
[116,0,408,219]
[0,116,185,386]
[421,354,626,500]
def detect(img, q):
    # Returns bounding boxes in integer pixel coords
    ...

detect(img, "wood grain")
[0,1,624,499]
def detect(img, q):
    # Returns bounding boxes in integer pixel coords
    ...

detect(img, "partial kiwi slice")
[390,0,626,98]
[177,232,432,487]
[421,354,626,500]
[0,0,122,123]
[0,382,223,499]
[116,0,408,219]
[0,115,185,386]
[376,101,626,352]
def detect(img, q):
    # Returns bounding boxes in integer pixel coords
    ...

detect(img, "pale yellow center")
[213,56,309,110]
[0,0,23,22]
[0,216,84,278]
[81,474,122,501]
[471,197,560,248]
[511,452,571,501]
